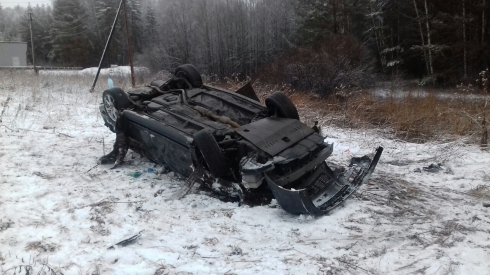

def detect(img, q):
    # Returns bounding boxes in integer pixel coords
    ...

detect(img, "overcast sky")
[0,0,52,8]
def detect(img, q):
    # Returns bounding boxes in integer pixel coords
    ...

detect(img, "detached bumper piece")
[265,147,383,215]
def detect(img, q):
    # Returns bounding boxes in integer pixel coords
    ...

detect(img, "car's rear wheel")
[193,130,230,178]
[175,64,203,88]
[265,92,300,120]
[102,88,133,125]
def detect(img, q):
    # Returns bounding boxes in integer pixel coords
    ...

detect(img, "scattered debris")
[350,155,371,166]
[108,230,144,250]
[423,163,442,173]
[56,131,74,138]
[154,189,164,197]
[86,164,99,173]
[444,167,454,175]
[131,171,143,178]
[229,246,243,256]
[177,164,205,200]
[386,160,410,166]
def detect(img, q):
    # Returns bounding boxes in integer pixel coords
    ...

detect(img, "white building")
[0,42,27,67]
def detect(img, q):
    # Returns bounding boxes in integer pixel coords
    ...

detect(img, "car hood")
[235,117,315,156]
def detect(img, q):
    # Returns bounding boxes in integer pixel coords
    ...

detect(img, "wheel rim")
[104,94,118,122]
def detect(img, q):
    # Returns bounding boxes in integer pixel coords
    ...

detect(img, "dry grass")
[319,91,482,143]
[0,70,136,132]
[287,89,486,143]
[468,184,490,200]
[217,78,487,144]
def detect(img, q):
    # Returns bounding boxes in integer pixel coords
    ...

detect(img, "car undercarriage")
[99,64,383,215]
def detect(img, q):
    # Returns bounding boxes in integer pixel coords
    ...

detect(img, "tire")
[193,130,230,178]
[102,88,133,125]
[175,64,203,88]
[265,92,300,120]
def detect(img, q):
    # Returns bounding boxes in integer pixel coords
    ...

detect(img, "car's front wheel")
[265,92,300,120]
[102,88,133,125]
[175,64,203,88]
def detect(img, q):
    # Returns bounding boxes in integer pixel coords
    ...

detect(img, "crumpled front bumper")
[265,147,383,215]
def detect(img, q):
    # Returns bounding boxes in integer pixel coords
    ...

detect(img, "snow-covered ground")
[37,66,150,78]
[1,74,490,274]
[373,81,486,101]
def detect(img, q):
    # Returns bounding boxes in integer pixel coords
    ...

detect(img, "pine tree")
[145,4,157,45]
[94,0,125,66]
[19,4,54,65]
[294,0,339,44]
[128,0,143,53]
[294,0,367,45]
[51,0,93,66]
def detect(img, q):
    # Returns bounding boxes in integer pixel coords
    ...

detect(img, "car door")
[122,110,195,177]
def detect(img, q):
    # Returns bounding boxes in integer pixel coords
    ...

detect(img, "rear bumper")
[266,147,383,215]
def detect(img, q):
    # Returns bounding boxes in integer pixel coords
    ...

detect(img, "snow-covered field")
[38,66,150,78]
[1,73,490,274]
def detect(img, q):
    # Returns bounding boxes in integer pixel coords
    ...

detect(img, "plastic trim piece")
[265,147,383,215]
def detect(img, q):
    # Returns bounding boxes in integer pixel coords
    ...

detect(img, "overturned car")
[99,64,382,215]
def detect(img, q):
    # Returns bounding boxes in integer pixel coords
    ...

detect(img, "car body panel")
[236,117,315,156]
[124,111,194,177]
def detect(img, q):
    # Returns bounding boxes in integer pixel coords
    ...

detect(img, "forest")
[0,0,489,94]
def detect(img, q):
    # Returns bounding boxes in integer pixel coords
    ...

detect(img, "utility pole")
[123,0,135,87]
[27,5,38,74]
[90,0,124,92]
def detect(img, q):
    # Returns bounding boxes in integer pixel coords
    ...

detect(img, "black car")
[99,64,382,215]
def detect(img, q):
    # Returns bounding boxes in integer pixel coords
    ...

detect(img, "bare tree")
[412,0,430,75]
[463,0,469,79]
[423,0,434,75]
[483,0,487,43]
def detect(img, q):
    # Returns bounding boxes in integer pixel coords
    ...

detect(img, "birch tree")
[412,0,430,75]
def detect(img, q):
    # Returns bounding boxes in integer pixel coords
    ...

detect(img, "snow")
[1,74,490,274]
[373,82,487,101]
[38,66,150,77]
